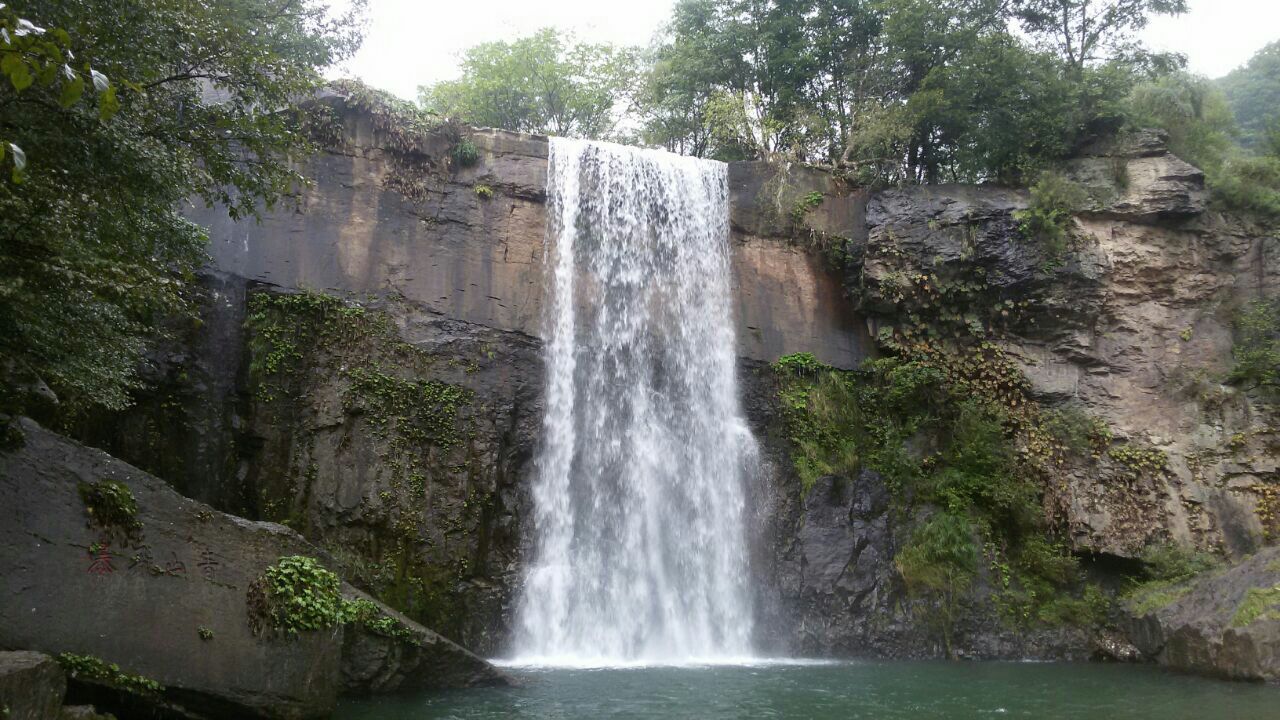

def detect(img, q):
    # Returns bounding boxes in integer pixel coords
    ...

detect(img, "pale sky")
[331,0,1280,100]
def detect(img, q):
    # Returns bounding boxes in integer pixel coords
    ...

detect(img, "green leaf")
[8,62,31,91]
[60,74,84,108]
[98,84,119,121]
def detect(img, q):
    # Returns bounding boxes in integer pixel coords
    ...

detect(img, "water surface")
[336,661,1280,719]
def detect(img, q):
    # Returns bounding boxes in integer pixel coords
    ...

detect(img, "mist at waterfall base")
[506,137,758,668]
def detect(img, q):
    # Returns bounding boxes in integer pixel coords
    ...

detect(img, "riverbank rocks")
[0,652,66,720]
[1124,547,1280,682]
[0,419,508,719]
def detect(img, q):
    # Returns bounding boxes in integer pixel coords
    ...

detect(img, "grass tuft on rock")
[1232,585,1280,628]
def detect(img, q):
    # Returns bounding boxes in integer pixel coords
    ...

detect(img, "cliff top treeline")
[421,1,1279,194]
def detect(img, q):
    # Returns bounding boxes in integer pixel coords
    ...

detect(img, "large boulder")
[1124,546,1280,682]
[0,419,507,719]
[0,652,66,720]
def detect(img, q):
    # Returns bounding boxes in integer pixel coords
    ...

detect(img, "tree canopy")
[0,0,365,427]
[1218,40,1280,152]
[418,28,638,140]
[418,2,1278,216]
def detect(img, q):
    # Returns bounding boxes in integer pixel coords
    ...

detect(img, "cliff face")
[68,95,1277,669]
[71,96,871,653]
[850,133,1278,561]
[743,130,1279,664]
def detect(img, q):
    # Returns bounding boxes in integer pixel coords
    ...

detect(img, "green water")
[335,661,1280,719]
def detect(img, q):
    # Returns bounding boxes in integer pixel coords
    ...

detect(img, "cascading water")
[511,138,759,666]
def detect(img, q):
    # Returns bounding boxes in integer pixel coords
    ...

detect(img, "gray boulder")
[0,652,66,720]
[0,419,507,719]
[1124,546,1280,682]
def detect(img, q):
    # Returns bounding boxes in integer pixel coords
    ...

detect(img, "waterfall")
[511,138,758,666]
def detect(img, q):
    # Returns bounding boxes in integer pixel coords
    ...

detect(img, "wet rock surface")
[185,92,868,370]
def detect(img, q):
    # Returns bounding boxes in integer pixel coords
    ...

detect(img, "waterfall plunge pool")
[334,660,1280,719]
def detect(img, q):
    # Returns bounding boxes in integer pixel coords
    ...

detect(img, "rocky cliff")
[50,92,1279,679]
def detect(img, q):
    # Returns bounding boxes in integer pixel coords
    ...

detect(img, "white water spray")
[511,138,758,666]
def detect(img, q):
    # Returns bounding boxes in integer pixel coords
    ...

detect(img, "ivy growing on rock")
[57,653,163,697]
[1013,171,1089,266]
[77,479,141,533]
[248,555,346,635]
[243,289,485,642]
[247,556,423,646]
[1229,298,1280,403]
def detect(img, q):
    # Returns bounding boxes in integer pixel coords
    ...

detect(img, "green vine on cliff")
[245,289,393,403]
[1013,171,1089,266]
[343,365,472,451]
[247,555,347,635]
[246,556,424,645]
[773,351,1104,640]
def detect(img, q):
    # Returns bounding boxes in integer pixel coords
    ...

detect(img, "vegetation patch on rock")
[77,480,141,533]
[248,555,347,635]
[56,653,163,698]
[1232,585,1280,628]
[772,346,1109,653]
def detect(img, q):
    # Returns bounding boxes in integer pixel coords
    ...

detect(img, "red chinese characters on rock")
[87,544,114,576]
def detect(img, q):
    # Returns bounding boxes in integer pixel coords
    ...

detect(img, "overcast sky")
[331,0,1280,100]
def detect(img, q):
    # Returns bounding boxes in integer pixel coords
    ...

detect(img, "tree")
[1015,0,1188,74]
[643,0,887,162]
[0,0,365,428]
[418,28,638,140]
[841,0,1088,184]
[1125,71,1280,221]
[1126,72,1237,173]
[1218,41,1280,152]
